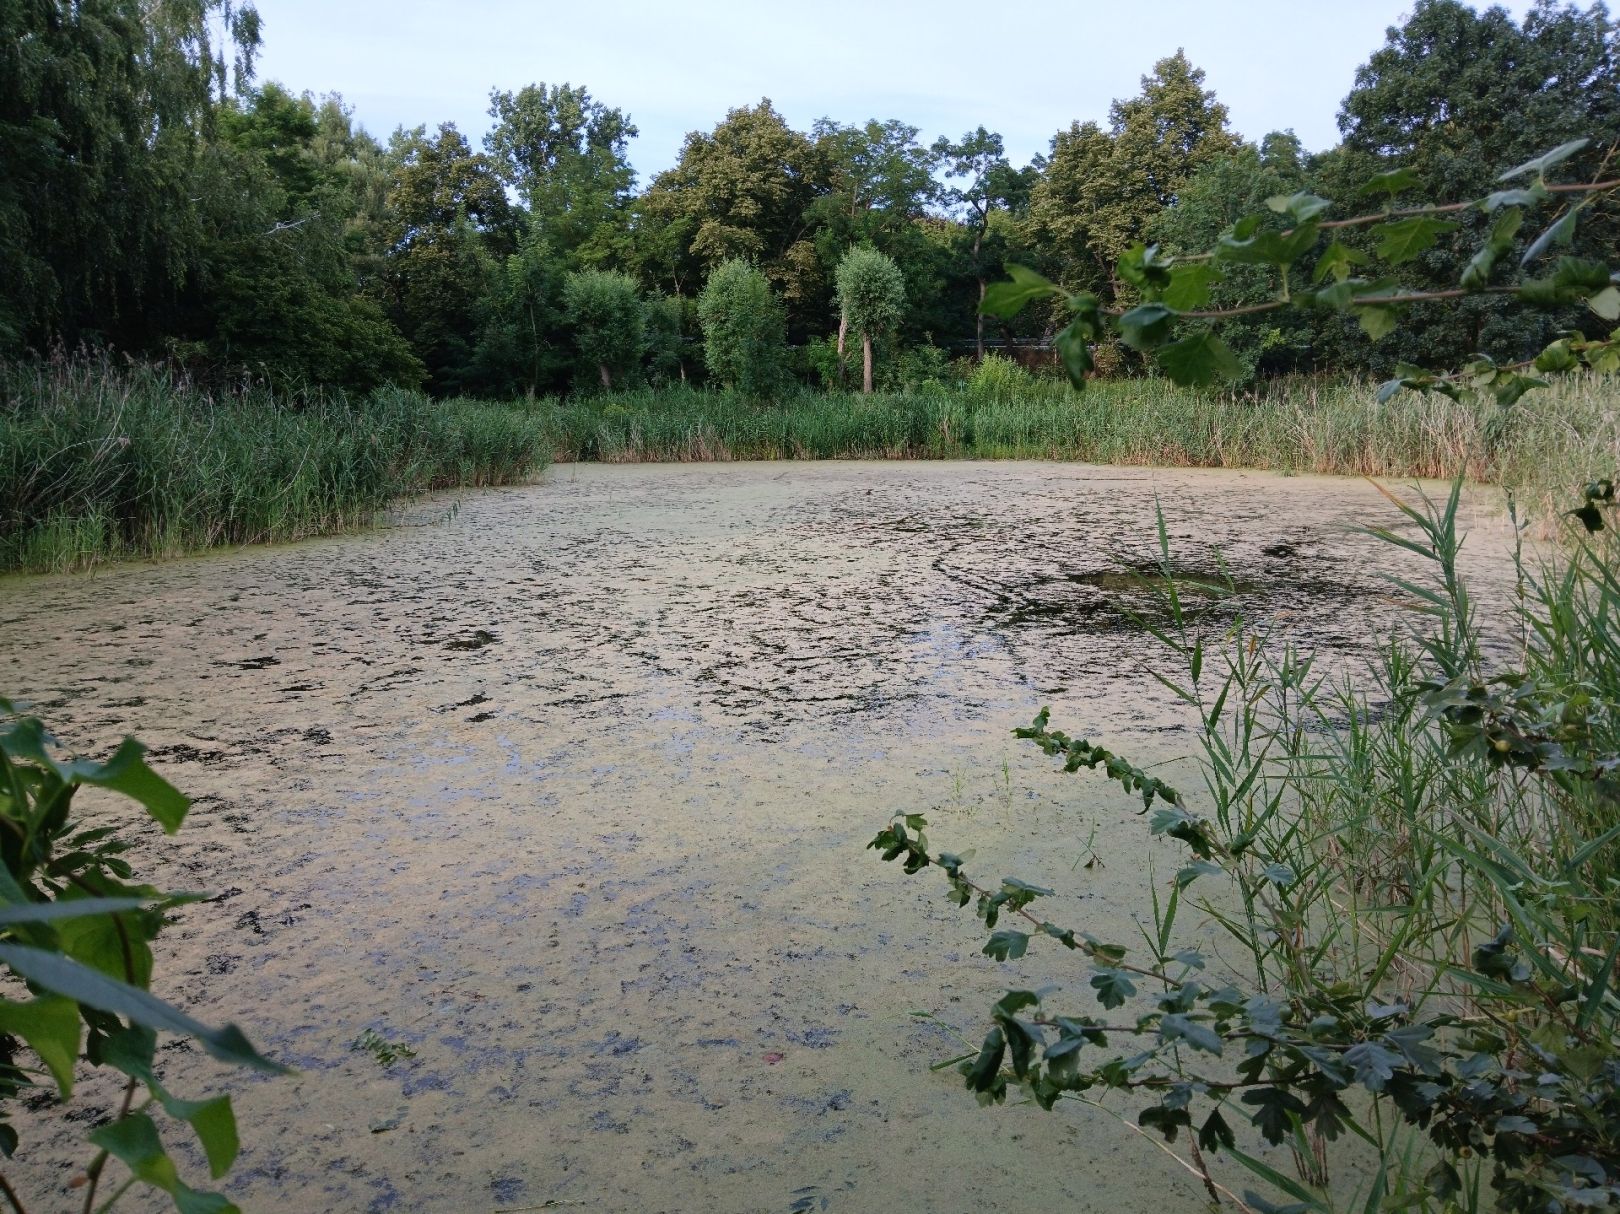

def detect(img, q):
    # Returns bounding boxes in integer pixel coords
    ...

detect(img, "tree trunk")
[862,331,873,395]
[598,362,611,390]
[973,223,986,362]
[836,311,849,389]
[976,278,986,362]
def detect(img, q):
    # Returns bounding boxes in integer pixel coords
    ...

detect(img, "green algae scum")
[0,463,1521,1212]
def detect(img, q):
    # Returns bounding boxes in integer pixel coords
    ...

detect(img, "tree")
[1146,136,1313,378]
[0,0,262,352]
[835,247,907,394]
[697,259,787,396]
[813,118,938,230]
[485,82,638,266]
[639,100,822,322]
[217,82,327,211]
[373,123,513,392]
[468,230,571,397]
[1025,52,1239,303]
[811,119,944,357]
[933,127,1036,358]
[189,83,422,390]
[563,269,644,389]
[1327,0,1620,368]
[642,294,690,387]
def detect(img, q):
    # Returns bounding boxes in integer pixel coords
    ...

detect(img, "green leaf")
[1344,1040,1403,1091]
[172,1186,240,1214]
[1242,1086,1308,1146]
[1589,286,1620,321]
[0,996,80,1097]
[1139,1102,1192,1142]
[1535,339,1580,373]
[994,990,1040,1016]
[1521,207,1580,267]
[1198,1109,1236,1153]
[1266,192,1332,223]
[1497,138,1590,181]
[1481,185,1547,211]
[1216,222,1320,268]
[998,1015,1039,1079]
[1311,242,1370,284]
[0,727,194,835]
[1117,303,1175,351]
[1357,304,1399,341]
[0,944,286,1074]
[0,897,154,926]
[1359,167,1419,198]
[1375,377,1406,404]
[1489,372,1547,408]
[1260,862,1296,889]
[90,1113,179,1190]
[1461,207,1523,290]
[56,894,154,987]
[1426,1160,1463,1202]
[79,738,190,833]
[982,265,1064,319]
[1174,860,1223,890]
[1156,331,1240,387]
[983,929,1029,962]
[1160,1012,1223,1055]
[1116,243,1173,296]
[1053,317,1094,389]
[157,1092,239,1178]
[1373,216,1458,265]
[1090,967,1136,1010]
[963,1026,1005,1092]
[1163,263,1219,312]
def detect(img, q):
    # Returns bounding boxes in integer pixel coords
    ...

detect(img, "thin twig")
[0,1170,29,1214]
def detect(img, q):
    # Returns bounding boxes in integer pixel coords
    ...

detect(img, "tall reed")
[0,358,549,573]
[531,373,1619,526]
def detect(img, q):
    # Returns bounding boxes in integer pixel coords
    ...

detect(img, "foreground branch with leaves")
[0,702,284,1214]
[985,138,1619,401]
[877,142,1620,1214]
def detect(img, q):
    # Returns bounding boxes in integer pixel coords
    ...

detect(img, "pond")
[0,462,1520,1213]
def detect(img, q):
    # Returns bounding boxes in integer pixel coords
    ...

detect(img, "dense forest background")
[3,0,1618,397]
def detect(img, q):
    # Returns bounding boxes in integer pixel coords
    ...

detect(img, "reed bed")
[531,373,1620,526]
[0,359,550,573]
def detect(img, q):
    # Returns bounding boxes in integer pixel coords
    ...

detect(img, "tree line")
[2,0,1617,397]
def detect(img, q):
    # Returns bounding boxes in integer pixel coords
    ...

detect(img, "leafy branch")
[0,702,285,1214]
[983,138,1620,397]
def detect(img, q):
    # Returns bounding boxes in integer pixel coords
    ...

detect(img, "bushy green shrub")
[696,259,788,397]
[879,343,954,394]
[965,352,1031,403]
[562,269,645,391]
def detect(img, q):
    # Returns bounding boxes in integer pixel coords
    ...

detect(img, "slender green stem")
[91,1175,136,1214]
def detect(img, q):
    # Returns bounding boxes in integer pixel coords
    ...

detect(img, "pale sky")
[251,0,1540,181]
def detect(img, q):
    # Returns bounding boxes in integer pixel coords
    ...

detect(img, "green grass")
[0,359,550,573]
[528,372,1620,527]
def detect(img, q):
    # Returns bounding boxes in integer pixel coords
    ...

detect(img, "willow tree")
[0,0,262,350]
[834,247,906,394]
[697,259,787,396]
[563,269,644,390]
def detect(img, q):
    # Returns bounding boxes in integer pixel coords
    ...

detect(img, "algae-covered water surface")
[0,463,1519,1213]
